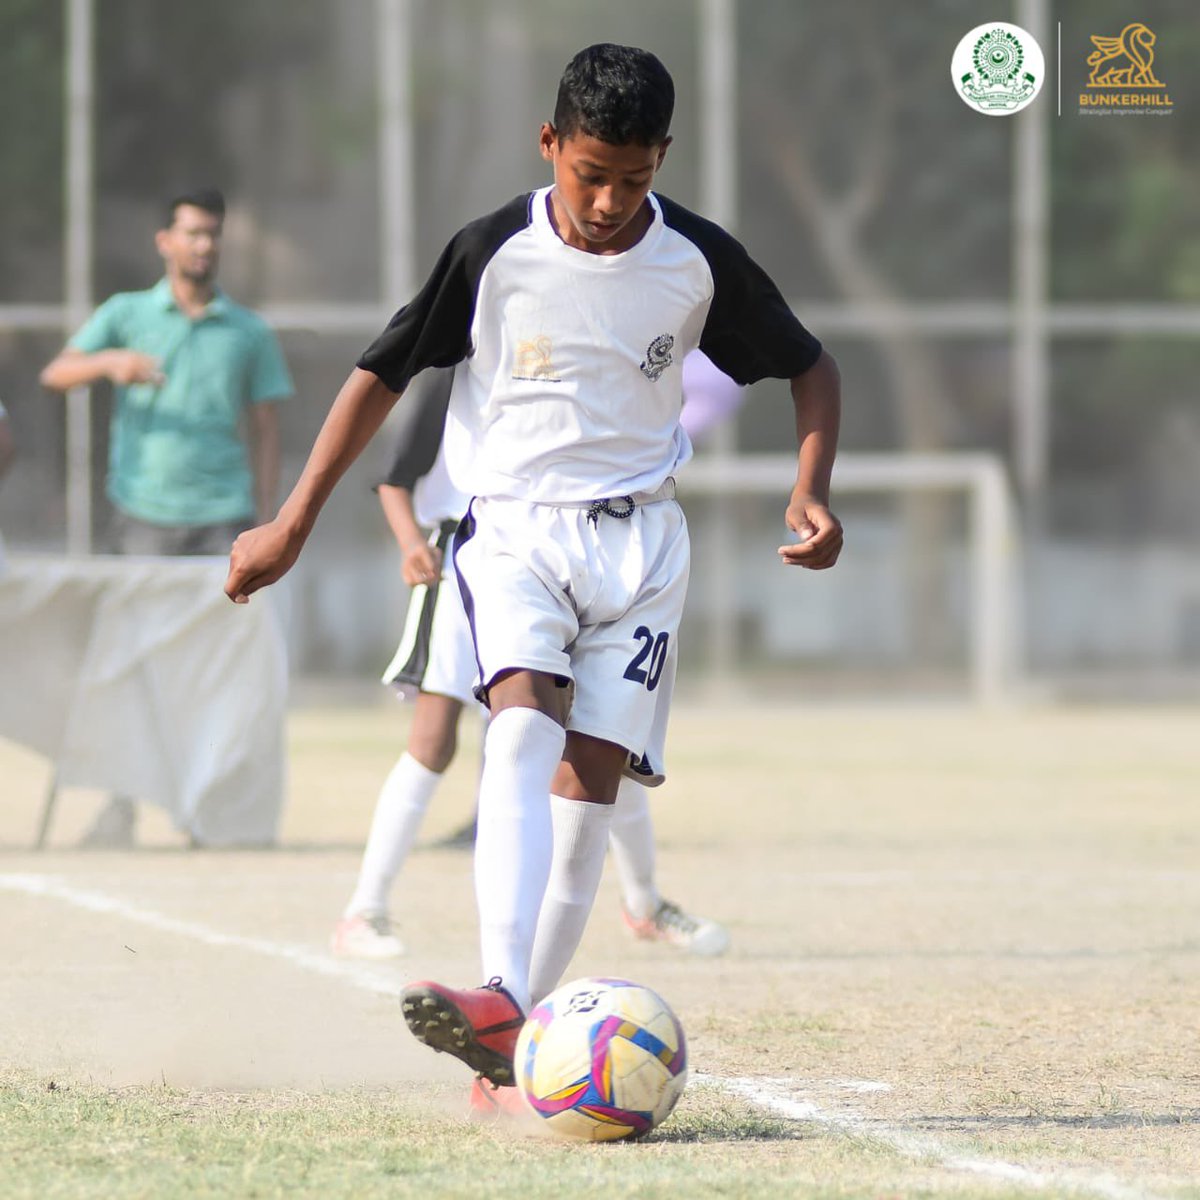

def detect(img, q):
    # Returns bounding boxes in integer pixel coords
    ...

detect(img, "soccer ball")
[515,976,688,1141]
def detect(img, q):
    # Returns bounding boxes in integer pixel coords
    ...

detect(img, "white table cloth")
[0,555,287,846]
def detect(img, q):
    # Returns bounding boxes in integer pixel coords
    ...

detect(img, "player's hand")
[778,496,843,569]
[401,541,443,587]
[225,519,306,603]
[104,350,165,386]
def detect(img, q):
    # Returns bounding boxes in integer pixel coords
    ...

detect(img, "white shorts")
[452,489,689,785]
[381,522,480,708]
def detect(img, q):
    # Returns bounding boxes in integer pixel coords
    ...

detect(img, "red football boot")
[400,976,525,1087]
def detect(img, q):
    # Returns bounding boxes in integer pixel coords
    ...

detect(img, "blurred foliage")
[408,0,701,260]
[7,1,1194,307]
[730,0,1199,534]
[1050,0,1200,526]
[738,0,1013,302]
[93,0,328,203]
[0,0,65,301]
[1053,0,1200,302]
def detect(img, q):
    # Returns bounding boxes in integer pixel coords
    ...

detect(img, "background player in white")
[332,364,731,960]
[225,43,842,1093]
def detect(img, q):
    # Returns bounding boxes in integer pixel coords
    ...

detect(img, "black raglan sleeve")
[357,193,533,394]
[658,196,823,385]
[377,366,454,491]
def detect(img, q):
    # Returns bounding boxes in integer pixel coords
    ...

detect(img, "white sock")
[528,794,614,1007]
[474,707,565,1012]
[344,753,441,919]
[608,776,661,921]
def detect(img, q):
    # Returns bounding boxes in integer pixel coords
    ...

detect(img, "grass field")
[2,700,1199,1199]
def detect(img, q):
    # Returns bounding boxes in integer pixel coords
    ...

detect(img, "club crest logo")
[640,333,674,382]
[952,22,1044,115]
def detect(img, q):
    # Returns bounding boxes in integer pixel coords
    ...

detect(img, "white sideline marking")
[0,873,1164,1199]
[706,1075,1156,1200]
[0,873,400,998]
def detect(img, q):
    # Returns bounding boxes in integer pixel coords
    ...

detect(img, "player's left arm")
[779,349,843,569]
[249,401,281,524]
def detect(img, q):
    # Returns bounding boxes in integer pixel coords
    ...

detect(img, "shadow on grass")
[644,1110,806,1144]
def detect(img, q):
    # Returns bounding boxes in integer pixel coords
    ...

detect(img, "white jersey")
[359,187,821,504]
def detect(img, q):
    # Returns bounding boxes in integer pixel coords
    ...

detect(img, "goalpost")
[677,453,1020,703]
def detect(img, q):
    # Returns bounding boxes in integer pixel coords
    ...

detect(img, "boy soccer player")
[225,44,842,1090]
[333,365,729,961]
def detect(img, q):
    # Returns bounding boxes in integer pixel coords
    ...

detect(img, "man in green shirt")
[40,187,293,844]
[41,187,293,554]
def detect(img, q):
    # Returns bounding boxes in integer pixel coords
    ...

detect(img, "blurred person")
[39,187,294,847]
[331,366,730,961]
[225,43,840,1095]
[680,347,746,445]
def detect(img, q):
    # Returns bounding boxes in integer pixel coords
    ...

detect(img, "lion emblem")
[1087,23,1164,88]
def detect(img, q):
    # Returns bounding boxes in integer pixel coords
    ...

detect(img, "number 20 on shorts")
[624,626,669,691]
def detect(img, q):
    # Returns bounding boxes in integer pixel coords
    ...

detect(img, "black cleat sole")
[400,986,517,1087]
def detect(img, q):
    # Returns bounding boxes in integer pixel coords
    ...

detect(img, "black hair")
[553,43,674,146]
[165,187,226,227]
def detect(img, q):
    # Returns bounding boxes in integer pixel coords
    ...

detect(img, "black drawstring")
[585,495,636,526]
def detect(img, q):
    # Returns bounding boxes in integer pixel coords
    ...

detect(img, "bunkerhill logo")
[1080,22,1173,115]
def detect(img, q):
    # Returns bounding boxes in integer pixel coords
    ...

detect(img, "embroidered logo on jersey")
[640,333,675,382]
[513,335,562,382]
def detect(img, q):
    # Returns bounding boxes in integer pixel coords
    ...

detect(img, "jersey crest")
[640,333,675,382]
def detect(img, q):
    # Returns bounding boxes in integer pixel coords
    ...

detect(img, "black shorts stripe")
[451,501,488,705]
[385,520,459,691]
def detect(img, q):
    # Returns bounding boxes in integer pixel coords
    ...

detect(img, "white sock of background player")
[473,707,563,1013]
[344,753,441,919]
[607,775,661,921]
[528,794,614,1007]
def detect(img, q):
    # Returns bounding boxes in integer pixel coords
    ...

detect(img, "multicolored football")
[515,976,688,1141]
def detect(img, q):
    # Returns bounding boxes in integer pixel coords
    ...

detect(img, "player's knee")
[554,733,627,804]
[409,727,457,774]
[408,695,463,772]
[487,668,570,724]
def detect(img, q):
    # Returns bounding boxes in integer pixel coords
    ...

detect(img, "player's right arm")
[39,348,164,390]
[225,367,400,603]
[226,200,525,603]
